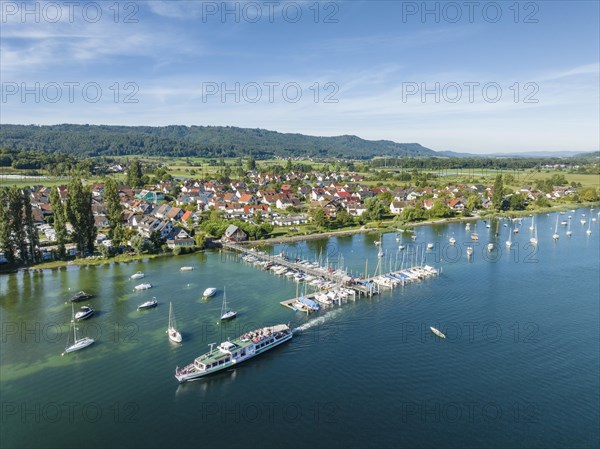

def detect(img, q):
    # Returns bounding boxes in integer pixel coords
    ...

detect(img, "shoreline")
[3,201,597,272]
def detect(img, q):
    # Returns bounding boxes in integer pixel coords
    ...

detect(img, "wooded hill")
[0,124,436,160]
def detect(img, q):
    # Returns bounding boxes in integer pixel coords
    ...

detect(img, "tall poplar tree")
[104,177,123,247]
[127,160,143,188]
[23,191,39,263]
[8,186,26,261]
[66,179,96,255]
[49,187,67,260]
[0,187,14,264]
[492,174,504,210]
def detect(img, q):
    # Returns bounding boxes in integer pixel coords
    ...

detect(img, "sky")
[1,0,599,154]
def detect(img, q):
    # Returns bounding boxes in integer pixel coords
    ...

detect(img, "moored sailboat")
[167,302,182,343]
[220,287,237,321]
[62,304,95,355]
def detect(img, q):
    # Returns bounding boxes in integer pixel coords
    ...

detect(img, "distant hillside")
[437,150,597,158]
[0,124,436,160]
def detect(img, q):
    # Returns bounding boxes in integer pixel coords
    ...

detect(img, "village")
[1,161,592,266]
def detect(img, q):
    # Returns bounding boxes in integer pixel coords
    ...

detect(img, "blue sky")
[1,0,598,153]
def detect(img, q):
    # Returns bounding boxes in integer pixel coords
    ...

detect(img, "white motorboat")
[130,271,145,280]
[134,283,152,291]
[430,326,446,339]
[466,246,474,257]
[553,216,559,240]
[69,291,93,303]
[449,237,456,245]
[138,298,158,310]
[180,266,194,271]
[487,243,494,252]
[203,287,217,298]
[75,305,94,321]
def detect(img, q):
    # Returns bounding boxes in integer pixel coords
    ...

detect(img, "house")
[166,227,195,248]
[94,216,109,229]
[136,190,165,203]
[423,199,435,210]
[152,203,172,219]
[243,204,270,215]
[165,206,184,221]
[276,196,302,210]
[448,198,465,212]
[272,214,308,226]
[136,216,173,239]
[237,194,258,205]
[390,201,407,215]
[180,210,193,223]
[223,225,248,242]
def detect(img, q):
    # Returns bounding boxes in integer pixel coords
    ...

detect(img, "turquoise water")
[1,209,599,448]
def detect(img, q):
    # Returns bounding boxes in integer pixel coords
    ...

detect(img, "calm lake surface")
[1,209,599,449]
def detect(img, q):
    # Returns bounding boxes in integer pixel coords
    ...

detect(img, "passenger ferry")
[174,324,292,383]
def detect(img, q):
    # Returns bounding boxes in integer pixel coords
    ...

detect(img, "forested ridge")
[0,124,436,159]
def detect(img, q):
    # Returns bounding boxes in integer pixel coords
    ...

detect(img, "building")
[223,225,248,243]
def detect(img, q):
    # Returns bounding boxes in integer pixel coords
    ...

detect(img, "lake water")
[1,208,599,448]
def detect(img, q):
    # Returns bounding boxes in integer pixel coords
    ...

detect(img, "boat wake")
[292,308,344,334]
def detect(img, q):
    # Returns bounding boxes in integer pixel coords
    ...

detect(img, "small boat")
[566,219,572,237]
[203,287,217,298]
[180,266,194,271]
[75,305,94,321]
[411,234,417,241]
[465,223,471,230]
[62,304,94,355]
[167,302,182,343]
[399,244,405,250]
[466,246,474,257]
[506,227,513,248]
[449,237,456,245]
[487,243,494,252]
[69,291,93,303]
[586,219,592,236]
[134,283,152,291]
[427,243,434,250]
[593,218,597,222]
[552,216,559,240]
[470,232,479,241]
[138,298,158,310]
[374,240,381,246]
[220,287,237,321]
[430,326,446,339]
[529,215,535,231]
[294,296,320,312]
[130,271,145,280]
